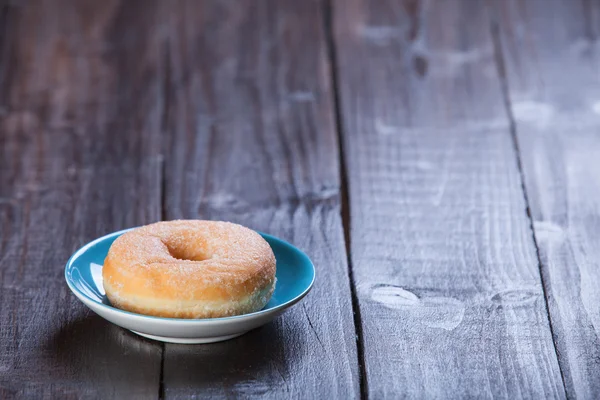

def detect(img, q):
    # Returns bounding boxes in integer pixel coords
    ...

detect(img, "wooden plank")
[492,0,600,397]
[0,1,163,398]
[332,0,565,397]
[158,0,359,398]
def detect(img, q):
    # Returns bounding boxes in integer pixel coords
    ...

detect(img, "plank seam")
[489,15,569,398]
[158,344,165,400]
[160,39,171,225]
[321,0,368,398]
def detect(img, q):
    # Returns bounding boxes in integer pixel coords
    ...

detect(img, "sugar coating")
[102,220,277,318]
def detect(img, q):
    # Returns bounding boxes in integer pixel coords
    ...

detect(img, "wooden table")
[1,0,599,398]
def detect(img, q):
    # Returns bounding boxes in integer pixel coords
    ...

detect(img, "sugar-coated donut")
[102,220,276,319]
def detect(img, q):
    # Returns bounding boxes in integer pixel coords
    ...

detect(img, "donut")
[102,220,277,319]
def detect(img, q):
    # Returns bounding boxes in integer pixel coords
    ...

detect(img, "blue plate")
[65,228,315,343]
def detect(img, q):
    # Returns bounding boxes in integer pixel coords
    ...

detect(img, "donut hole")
[163,242,211,262]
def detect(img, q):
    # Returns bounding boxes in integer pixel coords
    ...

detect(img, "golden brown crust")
[102,220,276,318]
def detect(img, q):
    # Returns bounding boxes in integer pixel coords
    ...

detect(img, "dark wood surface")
[492,0,600,398]
[332,0,563,398]
[0,1,163,398]
[158,0,358,398]
[1,0,599,399]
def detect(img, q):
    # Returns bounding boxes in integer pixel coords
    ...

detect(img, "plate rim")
[65,226,315,324]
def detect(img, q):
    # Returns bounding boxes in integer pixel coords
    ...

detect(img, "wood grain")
[0,1,163,398]
[4,0,596,398]
[159,0,359,398]
[332,0,565,397]
[492,0,600,397]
